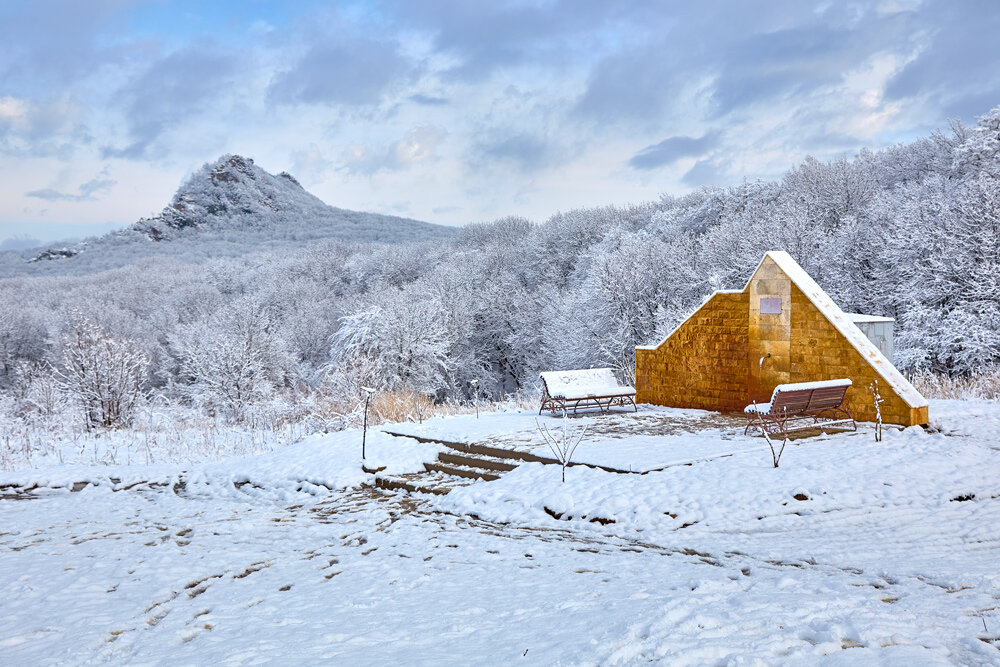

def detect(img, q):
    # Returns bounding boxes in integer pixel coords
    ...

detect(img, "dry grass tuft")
[908,369,1000,400]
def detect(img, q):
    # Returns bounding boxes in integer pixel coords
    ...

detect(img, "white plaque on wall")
[760,297,782,314]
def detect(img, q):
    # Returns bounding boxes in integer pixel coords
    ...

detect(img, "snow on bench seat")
[743,378,853,415]
[539,368,636,415]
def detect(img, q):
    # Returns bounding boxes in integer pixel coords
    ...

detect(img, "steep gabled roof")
[756,251,927,409]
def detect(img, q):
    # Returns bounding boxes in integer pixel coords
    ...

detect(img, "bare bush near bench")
[536,415,589,483]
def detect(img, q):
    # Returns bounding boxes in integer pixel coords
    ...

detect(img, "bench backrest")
[770,379,851,414]
[540,368,628,399]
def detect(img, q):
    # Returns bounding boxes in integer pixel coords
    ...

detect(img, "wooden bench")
[539,368,637,416]
[744,379,856,438]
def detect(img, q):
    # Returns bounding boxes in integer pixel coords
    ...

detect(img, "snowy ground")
[2,400,999,664]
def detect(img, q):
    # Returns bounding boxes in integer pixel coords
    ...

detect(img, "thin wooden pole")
[362,392,370,460]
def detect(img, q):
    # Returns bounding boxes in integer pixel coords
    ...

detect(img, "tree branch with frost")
[536,415,588,483]
[870,380,884,442]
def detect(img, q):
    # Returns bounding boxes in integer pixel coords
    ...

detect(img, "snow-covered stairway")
[377,432,543,495]
[427,447,523,478]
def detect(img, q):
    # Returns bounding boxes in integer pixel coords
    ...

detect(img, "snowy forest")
[2,107,1000,441]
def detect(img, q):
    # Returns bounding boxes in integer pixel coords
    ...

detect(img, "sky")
[1,0,999,247]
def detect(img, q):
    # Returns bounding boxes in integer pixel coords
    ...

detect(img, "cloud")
[0,0,135,92]
[410,93,450,106]
[572,2,923,128]
[340,125,446,175]
[385,0,567,79]
[883,1,1000,121]
[102,46,239,159]
[628,133,718,170]
[386,0,663,80]
[468,131,561,173]
[574,42,685,125]
[0,97,29,130]
[289,147,333,186]
[682,159,726,187]
[0,94,88,160]
[709,25,854,116]
[268,38,413,107]
[26,171,116,202]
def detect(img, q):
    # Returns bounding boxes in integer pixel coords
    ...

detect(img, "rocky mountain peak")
[133,154,312,238]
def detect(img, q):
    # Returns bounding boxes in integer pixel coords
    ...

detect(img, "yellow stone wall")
[635,256,929,426]
[635,291,749,412]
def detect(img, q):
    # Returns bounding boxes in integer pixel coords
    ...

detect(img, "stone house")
[635,251,928,426]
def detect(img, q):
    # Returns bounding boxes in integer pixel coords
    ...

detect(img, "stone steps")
[422,461,501,481]
[379,427,654,497]
[374,472,454,496]
[373,432,530,495]
[439,440,551,464]
[437,451,518,472]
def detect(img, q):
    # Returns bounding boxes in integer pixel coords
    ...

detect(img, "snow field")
[0,399,998,664]
[0,429,441,502]
[5,480,997,665]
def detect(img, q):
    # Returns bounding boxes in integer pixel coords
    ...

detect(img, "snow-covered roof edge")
[845,312,894,323]
[761,251,927,409]
[636,289,743,351]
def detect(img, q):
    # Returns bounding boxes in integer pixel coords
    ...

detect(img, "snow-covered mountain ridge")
[4,155,456,276]
[131,155,449,243]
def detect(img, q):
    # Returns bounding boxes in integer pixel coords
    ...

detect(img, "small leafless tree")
[57,313,148,430]
[753,401,789,468]
[536,415,589,483]
[762,428,789,468]
[870,380,884,442]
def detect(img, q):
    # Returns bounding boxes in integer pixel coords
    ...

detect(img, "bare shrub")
[756,414,789,468]
[57,313,148,430]
[536,415,589,482]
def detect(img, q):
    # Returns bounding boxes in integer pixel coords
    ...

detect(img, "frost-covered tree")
[57,313,148,429]
[173,297,291,420]
[0,297,48,382]
[330,287,453,397]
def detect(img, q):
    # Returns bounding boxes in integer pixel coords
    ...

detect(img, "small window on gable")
[760,297,782,314]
